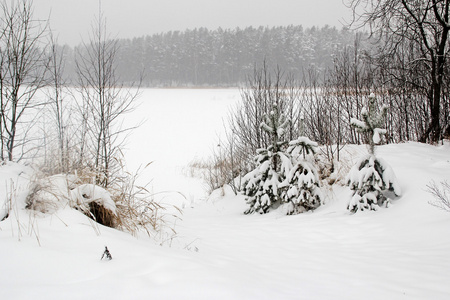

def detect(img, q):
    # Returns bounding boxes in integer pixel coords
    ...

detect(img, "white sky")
[32,0,352,46]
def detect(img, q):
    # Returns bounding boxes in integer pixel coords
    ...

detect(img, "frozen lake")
[123,88,240,203]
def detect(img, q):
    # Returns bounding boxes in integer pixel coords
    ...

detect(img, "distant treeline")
[62,25,363,87]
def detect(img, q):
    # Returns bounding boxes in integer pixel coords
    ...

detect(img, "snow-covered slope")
[1,142,449,300]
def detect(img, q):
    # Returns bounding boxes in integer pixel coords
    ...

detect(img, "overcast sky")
[32,0,351,46]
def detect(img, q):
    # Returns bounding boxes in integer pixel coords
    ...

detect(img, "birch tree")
[0,0,48,161]
[76,9,140,188]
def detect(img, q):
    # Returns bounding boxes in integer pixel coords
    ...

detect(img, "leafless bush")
[75,9,142,189]
[427,181,450,212]
[187,139,241,195]
[229,63,302,160]
[216,63,304,194]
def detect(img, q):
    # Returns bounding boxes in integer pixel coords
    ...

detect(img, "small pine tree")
[260,103,290,169]
[280,136,323,214]
[350,93,388,155]
[347,93,401,212]
[242,104,291,214]
[242,148,291,214]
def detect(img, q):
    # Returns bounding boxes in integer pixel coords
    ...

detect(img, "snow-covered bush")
[347,93,401,212]
[280,136,323,214]
[70,183,117,227]
[26,173,118,225]
[22,162,178,239]
[71,184,116,213]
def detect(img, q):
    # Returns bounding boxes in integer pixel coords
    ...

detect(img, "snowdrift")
[0,141,449,300]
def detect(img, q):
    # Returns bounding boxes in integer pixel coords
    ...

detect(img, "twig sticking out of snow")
[427,181,450,211]
[101,246,112,260]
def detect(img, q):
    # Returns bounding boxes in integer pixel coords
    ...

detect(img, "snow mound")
[70,184,117,215]
[0,162,33,220]
[27,174,117,216]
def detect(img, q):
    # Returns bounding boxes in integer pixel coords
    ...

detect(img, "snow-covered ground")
[1,89,450,300]
[122,88,240,205]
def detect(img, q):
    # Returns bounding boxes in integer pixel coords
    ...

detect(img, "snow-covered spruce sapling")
[242,104,291,214]
[280,135,323,214]
[346,93,401,212]
[350,93,388,156]
[242,148,291,214]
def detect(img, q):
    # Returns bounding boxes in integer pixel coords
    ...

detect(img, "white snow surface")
[351,117,367,130]
[1,89,450,299]
[373,127,387,144]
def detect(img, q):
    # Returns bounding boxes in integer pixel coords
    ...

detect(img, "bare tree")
[75,8,141,188]
[348,0,450,142]
[42,33,73,173]
[228,62,301,165]
[0,0,49,161]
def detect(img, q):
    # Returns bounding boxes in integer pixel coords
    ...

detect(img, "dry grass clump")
[186,155,240,196]
[25,178,55,213]
[25,160,180,241]
[110,165,181,238]
[314,145,355,186]
[86,201,116,228]
[25,172,77,214]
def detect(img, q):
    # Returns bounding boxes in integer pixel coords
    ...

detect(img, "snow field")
[0,89,450,299]
[122,88,240,206]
